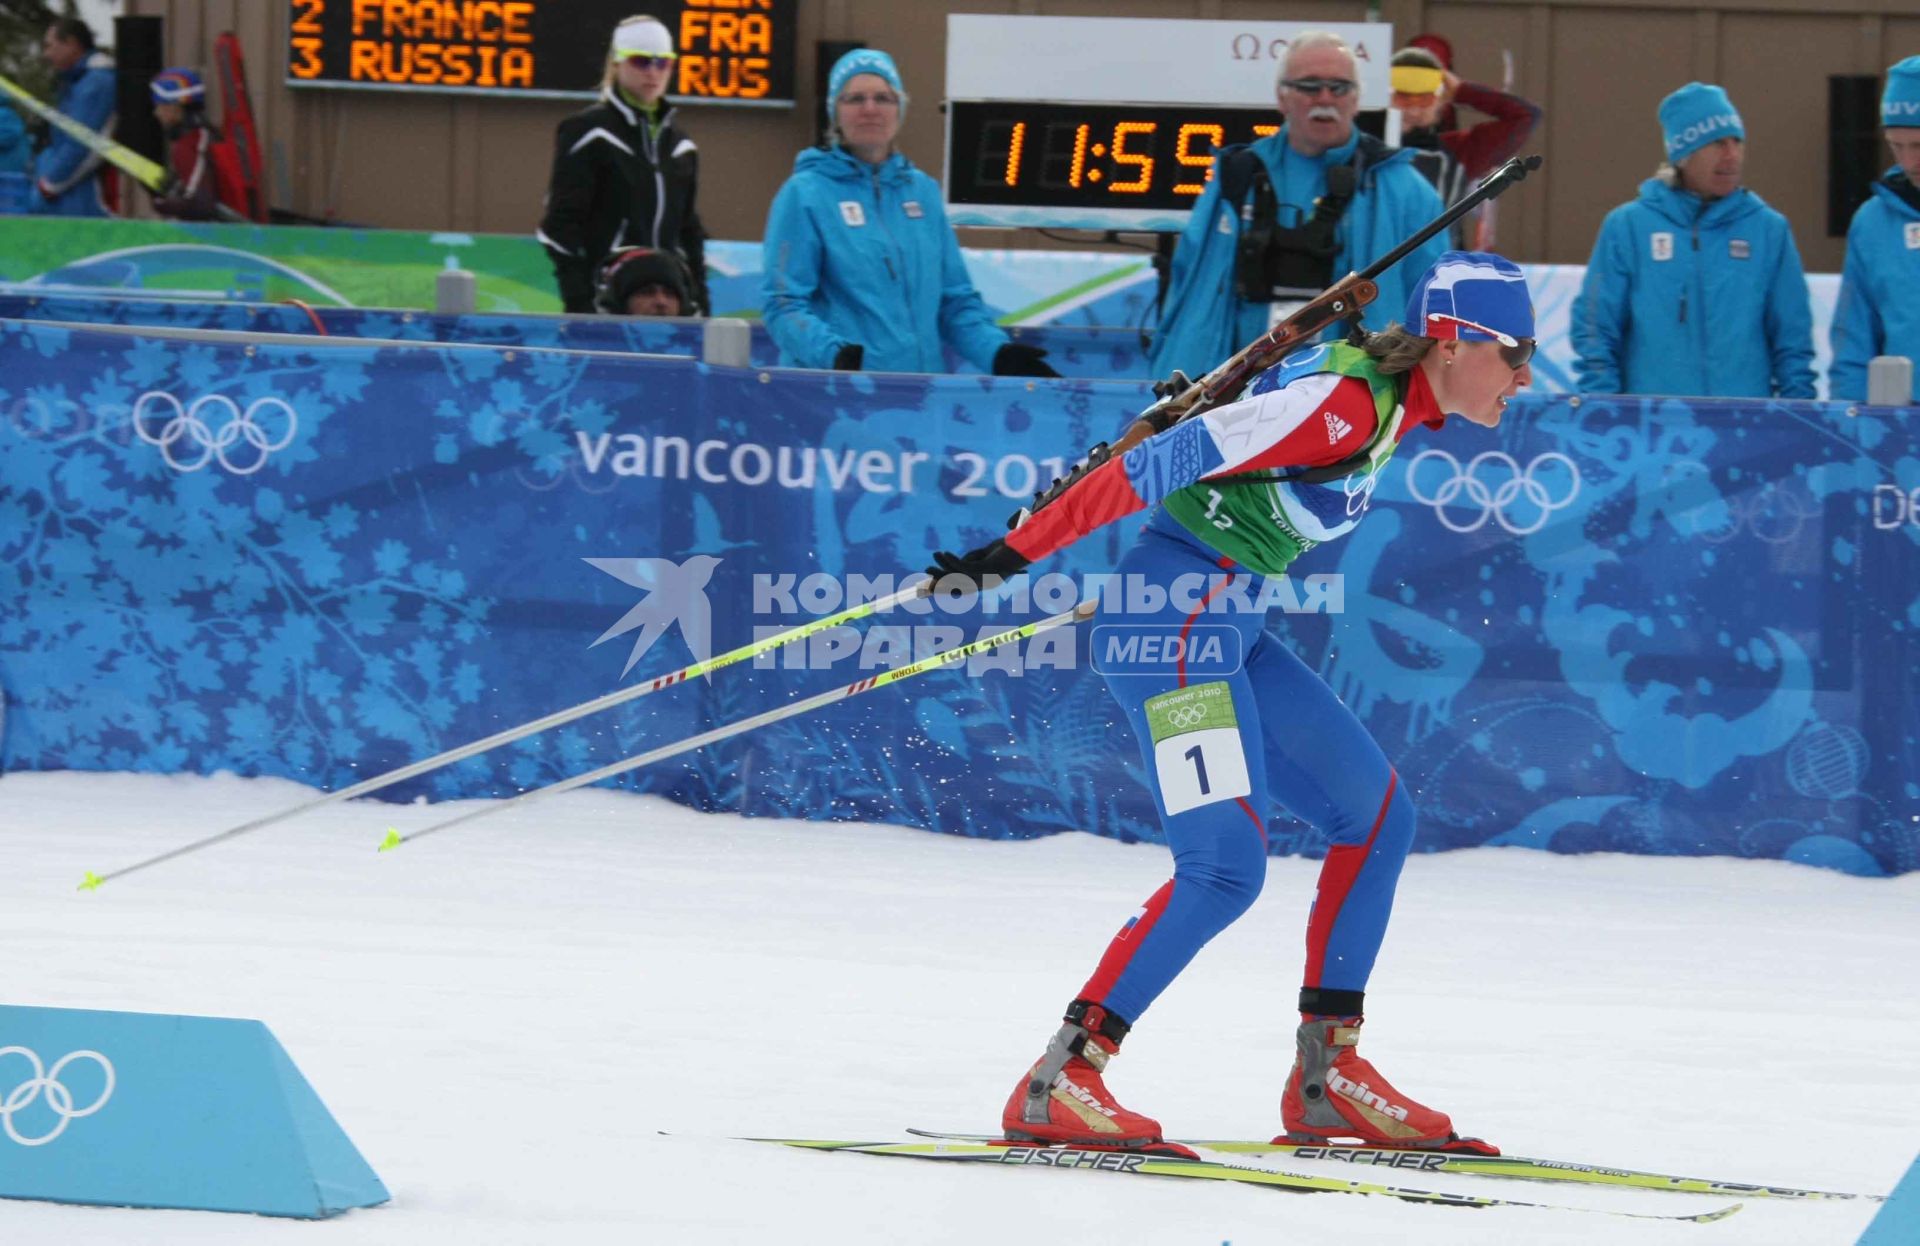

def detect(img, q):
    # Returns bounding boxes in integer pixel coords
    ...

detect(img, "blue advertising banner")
[0,1004,387,1217]
[1,318,1915,875]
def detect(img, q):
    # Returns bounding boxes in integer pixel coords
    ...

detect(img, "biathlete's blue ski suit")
[1002,341,1447,1023]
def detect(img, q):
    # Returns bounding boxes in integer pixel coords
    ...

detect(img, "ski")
[906,1128,1874,1203]
[214,31,268,222]
[0,71,247,222]
[754,1138,1742,1222]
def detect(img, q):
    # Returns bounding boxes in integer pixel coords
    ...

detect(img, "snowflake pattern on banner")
[1,319,1914,875]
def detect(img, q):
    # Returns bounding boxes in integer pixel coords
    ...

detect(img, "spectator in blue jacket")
[0,107,28,176]
[761,48,1055,377]
[1830,57,1920,402]
[1573,83,1814,398]
[1148,31,1446,379]
[30,18,117,217]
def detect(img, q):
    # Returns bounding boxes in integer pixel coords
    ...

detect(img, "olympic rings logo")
[0,1046,115,1147]
[1165,705,1209,729]
[1661,462,1821,545]
[1342,467,1379,518]
[1405,450,1581,535]
[132,391,299,475]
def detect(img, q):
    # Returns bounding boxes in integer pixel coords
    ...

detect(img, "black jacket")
[538,89,708,314]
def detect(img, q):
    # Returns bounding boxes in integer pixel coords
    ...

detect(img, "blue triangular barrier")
[0,1005,388,1218]
[1859,1150,1920,1244]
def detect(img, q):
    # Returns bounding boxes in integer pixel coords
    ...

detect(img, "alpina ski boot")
[1003,1000,1163,1148]
[1279,1014,1497,1154]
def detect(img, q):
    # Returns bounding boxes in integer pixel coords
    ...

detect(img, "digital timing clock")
[286,0,797,106]
[943,15,1395,231]
[947,101,1281,221]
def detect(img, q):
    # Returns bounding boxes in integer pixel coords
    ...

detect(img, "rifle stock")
[1011,155,1544,526]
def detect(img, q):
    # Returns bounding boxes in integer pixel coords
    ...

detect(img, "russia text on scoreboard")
[286,0,797,105]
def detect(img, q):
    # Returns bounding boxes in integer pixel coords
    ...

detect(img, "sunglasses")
[1430,314,1537,369]
[839,91,901,108]
[620,54,675,71]
[1281,77,1358,98]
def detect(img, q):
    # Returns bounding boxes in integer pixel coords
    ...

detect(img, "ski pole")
[379,599,1099,851]
[77,581,931,891]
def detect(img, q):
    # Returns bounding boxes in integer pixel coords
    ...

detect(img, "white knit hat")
[612,16,674,60]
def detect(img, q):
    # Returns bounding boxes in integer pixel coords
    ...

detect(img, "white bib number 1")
[1145,682,1252,816]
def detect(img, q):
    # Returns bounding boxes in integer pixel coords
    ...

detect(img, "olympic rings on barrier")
[0,1046,115,1147]
[1405,449,1581,535]
[132,391,299,475]
[1661,461,1821,546]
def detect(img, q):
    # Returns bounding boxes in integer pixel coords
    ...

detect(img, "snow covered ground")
[2,769,1915,1244]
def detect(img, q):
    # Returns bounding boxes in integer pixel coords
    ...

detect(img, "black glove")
[992,342,1059,378]
[832,342,864,371]
[926,537,1032,596]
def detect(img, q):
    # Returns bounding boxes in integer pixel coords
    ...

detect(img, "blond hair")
[600,16,671,92]
[1356,323,1436,375]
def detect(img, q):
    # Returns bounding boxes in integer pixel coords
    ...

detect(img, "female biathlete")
[930,251,1536,1154]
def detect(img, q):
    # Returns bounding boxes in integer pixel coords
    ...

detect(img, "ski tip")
[377,828,403,853]
[1691,1201,1744,1223]
[77,871,104,893]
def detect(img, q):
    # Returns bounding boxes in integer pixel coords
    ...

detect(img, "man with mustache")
[1149,31,1446,379]
[1572,82,1814,398]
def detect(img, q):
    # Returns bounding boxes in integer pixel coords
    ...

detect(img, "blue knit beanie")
[826,48,904,121]
[1885,56,1920,130]
[1659,82,1744,163]
[1405,251,1534,343]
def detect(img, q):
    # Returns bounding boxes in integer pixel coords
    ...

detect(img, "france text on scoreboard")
[286,0,797,105]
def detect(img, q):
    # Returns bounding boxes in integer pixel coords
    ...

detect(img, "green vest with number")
[1159,343,1409,576]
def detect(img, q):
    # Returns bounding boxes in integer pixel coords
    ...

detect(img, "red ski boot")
[1003,1000,1163,1148]
[1279,1015,1497,1154]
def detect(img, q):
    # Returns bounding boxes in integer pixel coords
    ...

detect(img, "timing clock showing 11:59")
[946,100,1284,226]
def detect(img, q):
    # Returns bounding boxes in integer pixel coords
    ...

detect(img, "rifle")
[1013,154,1543,526]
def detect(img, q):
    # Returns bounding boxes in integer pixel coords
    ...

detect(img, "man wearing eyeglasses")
[1148,31,1447,381]
[539,15,709,315]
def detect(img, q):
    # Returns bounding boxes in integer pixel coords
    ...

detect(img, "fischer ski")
[906,1129,1875,1203]
[755,1138,1743,1223]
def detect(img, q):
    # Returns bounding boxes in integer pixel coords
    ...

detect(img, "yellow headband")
[1391,66,1444,96]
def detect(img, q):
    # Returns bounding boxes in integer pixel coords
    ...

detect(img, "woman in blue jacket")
[1830,58,1920,402]
[760,49,1055,377]
[1572,83,1814,399]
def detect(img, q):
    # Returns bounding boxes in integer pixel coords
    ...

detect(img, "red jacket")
[153,116,246,221]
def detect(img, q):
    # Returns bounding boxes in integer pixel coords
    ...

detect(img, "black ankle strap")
[1065,998,1131,1044]
[1298,987,1365,1018]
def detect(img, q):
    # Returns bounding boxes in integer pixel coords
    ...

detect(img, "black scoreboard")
[286,0,797,105]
